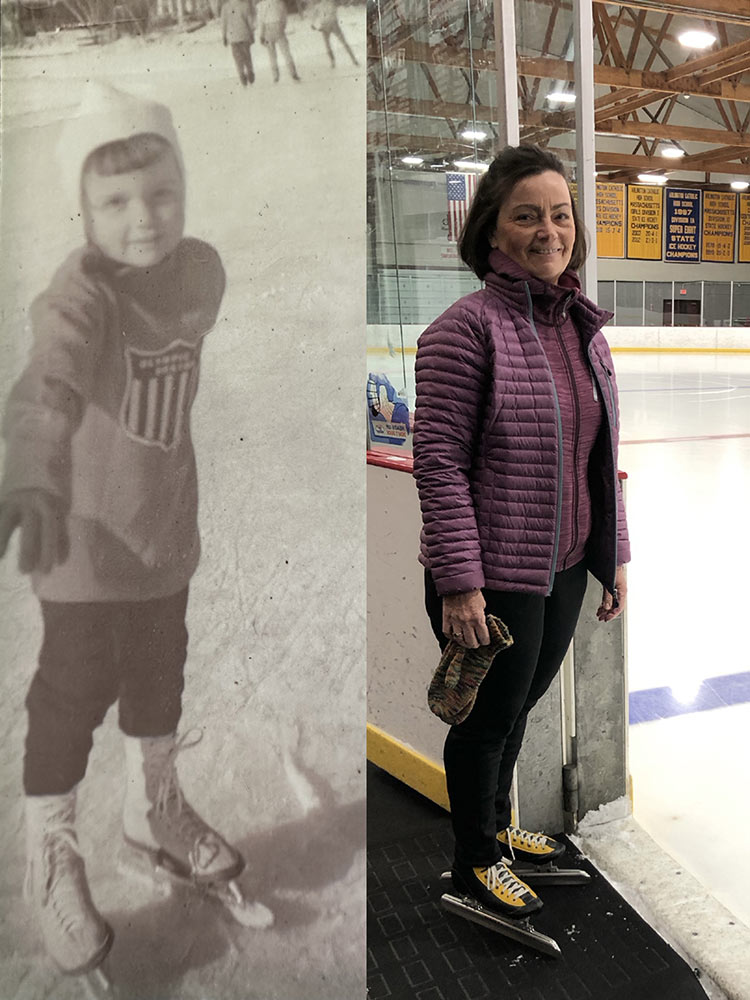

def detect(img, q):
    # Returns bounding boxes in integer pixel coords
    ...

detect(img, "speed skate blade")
[440,893,562,958]
[440,864,590,887]
[511,864,591,886]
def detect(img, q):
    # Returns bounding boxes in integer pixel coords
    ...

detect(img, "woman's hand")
[443,589,490,648]
[597,564,627,623]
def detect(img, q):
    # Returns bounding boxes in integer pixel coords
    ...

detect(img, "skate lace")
[483,861,528,896]
[508,826,548,850]
[152,729,224,866]
[25,826,90,933]
[152,728,203,819]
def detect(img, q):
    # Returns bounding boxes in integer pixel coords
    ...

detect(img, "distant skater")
[256,0,300,82]
[309,0,358,67]
[222,0,257,86]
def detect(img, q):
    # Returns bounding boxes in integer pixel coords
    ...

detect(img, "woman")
[413,144,630,919]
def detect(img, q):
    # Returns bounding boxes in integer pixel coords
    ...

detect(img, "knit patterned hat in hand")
[56,80,184,208]
[428,614,513,725]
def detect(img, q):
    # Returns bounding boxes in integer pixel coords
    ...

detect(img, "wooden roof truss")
[367,0,750,183]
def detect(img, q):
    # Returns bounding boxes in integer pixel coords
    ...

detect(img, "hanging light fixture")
[454,160,489,172]
[546,91,576,104]
[677,29,716,49]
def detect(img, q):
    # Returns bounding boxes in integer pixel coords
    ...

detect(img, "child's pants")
[230,40,254,84]
[24,589,189,796]
[424,563,588,869]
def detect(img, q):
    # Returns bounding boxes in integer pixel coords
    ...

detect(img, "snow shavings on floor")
[573,800,748,1000]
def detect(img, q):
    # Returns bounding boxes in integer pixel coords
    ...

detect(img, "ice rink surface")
[0,11,366,999]
[617,353,750,932]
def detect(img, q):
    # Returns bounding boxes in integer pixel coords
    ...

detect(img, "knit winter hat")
[56,80,184,207]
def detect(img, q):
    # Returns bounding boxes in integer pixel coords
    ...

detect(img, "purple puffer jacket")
[413,253,630,598]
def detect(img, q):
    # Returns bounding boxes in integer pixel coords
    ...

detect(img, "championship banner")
[665,189,701,262]
[739,193,750,264]
[627,185,663,260]
[701,191,737,262]
[596,183,625,258]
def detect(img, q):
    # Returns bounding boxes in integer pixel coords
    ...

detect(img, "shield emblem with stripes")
[120,340,199,451]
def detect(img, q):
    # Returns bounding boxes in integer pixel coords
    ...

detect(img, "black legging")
[425,562,588,868]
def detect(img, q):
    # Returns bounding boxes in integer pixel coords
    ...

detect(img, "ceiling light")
[660,146,685,159]
[454,160,489,172]
[547,91,576,104]
[677,29,716,49]
[637,174,667,184]
[730,180,749,191]
[400,155,424,165]
[461,129,487,141]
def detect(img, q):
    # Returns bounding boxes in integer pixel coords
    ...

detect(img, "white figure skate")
[25,791,115,996]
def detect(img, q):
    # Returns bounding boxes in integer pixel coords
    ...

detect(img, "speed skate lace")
[479,861,531,899]
[505,826,550,852]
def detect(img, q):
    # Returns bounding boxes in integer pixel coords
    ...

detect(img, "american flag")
[446,171,479,242]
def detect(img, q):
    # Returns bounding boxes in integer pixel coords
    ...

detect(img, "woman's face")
[490,170,575,284]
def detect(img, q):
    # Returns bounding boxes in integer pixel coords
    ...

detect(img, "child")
[256,0,301,82]
[0,81,248,977]
[309,0,358,68]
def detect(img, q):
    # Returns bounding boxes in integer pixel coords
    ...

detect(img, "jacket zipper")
[554,304,580,570]
[600,361,618,429]
[525,283,563,596]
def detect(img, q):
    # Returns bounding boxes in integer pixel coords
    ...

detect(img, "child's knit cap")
[57,80,184,205]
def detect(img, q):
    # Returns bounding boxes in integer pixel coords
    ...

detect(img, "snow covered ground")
[0,10,366,998]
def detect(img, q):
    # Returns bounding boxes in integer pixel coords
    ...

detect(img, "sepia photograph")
[0,0,366,997]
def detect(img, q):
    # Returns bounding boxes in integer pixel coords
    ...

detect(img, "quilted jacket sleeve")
[413,299,490,596]
[597,336,631,566]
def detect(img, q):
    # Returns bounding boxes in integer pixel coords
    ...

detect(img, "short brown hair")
[459,144,588,279]
[82,132,176,179]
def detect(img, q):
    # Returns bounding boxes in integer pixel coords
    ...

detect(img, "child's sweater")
[1,237,225,602]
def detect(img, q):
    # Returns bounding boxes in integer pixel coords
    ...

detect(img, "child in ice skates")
[0,81,260,979]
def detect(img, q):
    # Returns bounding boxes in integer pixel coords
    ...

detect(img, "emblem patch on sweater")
[121,340,198,450]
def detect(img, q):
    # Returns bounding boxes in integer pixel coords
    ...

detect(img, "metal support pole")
[573,0,597,298]
[493,0,519,147]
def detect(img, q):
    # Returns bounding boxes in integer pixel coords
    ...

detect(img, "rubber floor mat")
[368,763,710,1000]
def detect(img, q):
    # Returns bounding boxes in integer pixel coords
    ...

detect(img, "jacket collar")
[483,249,613,337]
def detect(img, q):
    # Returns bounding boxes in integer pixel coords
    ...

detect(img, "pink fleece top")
[497,256,605,572]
